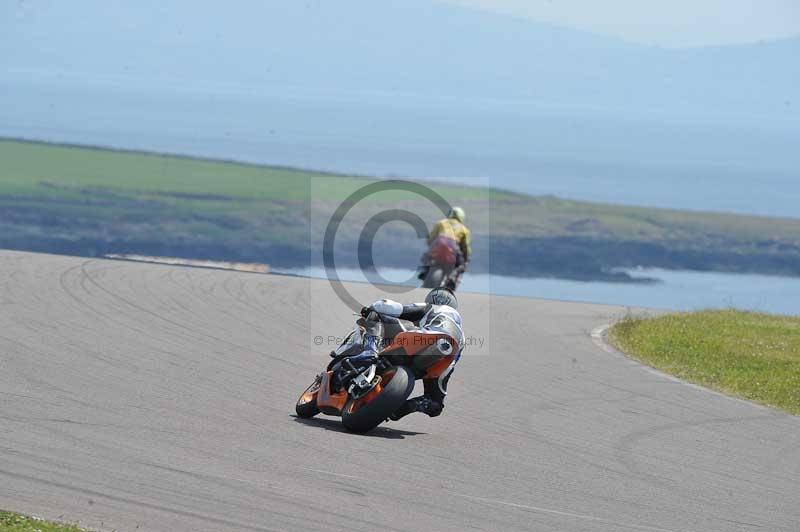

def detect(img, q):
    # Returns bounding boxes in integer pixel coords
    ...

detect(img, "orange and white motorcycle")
[295,316,459,433]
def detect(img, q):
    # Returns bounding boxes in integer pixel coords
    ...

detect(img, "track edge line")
[589,323,778,414]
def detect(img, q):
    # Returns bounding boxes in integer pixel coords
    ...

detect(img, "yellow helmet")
[448,206,465,223]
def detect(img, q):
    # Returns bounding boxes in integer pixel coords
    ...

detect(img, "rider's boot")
[389,396,444,420]
[390,375,449,420]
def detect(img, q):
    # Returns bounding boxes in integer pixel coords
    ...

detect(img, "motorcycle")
[421,236,463,290]
[295,315,459,433]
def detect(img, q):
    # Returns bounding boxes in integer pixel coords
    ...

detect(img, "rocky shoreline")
[3,232,799,284]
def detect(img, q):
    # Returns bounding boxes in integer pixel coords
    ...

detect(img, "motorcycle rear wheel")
[422,267,445,288]
[341,366,415,433]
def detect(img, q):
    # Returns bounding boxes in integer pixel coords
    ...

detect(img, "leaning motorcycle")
[295,317,459,433]
[421,236,463,290]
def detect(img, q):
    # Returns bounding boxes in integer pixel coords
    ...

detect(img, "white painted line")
[297,463,693,531]
[590,324,618,355]
[589,323,774,411]
[452,493,691,532]
[300,467,367,481]
[104,254,269,273]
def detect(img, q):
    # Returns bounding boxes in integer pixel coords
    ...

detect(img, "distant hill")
[3,0,798,120]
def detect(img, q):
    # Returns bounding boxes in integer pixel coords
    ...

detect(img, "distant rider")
[348,287,464,420]
[417,206,472,286]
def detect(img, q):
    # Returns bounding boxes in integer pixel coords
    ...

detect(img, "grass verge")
[609,310,800,415]
[0,511,88,532]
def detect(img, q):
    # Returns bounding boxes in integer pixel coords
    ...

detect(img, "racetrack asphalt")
[1,250,798,532]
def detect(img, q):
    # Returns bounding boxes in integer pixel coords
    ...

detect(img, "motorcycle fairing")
[315,371,348,415]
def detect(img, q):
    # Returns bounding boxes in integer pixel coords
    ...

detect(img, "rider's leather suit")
[358,299,465,420]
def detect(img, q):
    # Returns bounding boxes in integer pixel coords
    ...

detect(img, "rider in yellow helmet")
[417,206,472,286]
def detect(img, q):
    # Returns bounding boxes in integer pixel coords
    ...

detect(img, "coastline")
[3,137,800,284]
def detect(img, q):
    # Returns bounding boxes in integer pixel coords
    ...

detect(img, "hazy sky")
[443,0,800,47]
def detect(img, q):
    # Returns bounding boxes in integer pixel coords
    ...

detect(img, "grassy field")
[0,140,500,201]
[0,512,87,532]
[3,138,800,279]
[610,310,800,415]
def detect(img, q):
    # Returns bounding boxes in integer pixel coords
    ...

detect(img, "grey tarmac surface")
[0,250,798,532]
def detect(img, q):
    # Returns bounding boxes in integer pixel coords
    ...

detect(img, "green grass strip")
[0,511,88,532]
[609,310,800,415]
[0,139,495,202]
